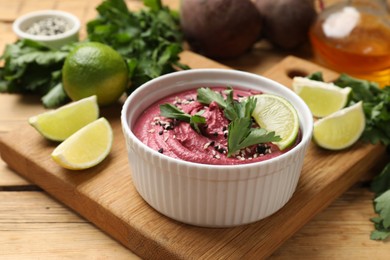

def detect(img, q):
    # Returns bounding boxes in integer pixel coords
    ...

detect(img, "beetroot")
[180,0,263,59]
[255,0,317,50]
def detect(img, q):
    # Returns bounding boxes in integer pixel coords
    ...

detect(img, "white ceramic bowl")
[121,69,313,227]
[13,10,80,49]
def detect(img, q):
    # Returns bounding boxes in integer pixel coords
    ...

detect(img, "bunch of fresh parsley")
[87,0,189,94]
[308,72,390,241]
[0,39,73,107]
[0,0,188,107]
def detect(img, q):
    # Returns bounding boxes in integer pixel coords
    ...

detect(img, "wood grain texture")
[0,54,388,259]
[271,186,390,259]
[1,187,388,259]
[0,191,139,259]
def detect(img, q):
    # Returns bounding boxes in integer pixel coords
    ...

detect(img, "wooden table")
[1,0,389,259]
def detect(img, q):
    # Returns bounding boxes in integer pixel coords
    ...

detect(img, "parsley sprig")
[160,104,205,134]
[159,88,280,157]
[198,88,280,156]
[227,117,280,157]
[370,164,390,240]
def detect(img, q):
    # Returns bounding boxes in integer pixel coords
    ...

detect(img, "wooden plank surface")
[1,186,388,259]
[1,54,388,259]
[0,191,137,259]
[271,186,390,259]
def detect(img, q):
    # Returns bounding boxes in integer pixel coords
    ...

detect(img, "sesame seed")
[148,129,155,133]
[158,148,164,153]
[223,131,228,138]
[218,147,226,154]
[256,144,267,154]
[174,97,182,105]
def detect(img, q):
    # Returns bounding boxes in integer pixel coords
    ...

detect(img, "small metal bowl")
[13,10,81,49]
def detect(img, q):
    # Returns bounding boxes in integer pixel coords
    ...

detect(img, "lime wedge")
[313,101,365,150]
[292,77,351,118]
[29,95,99,141]
[252,94,299,150]
[51,118,113,170]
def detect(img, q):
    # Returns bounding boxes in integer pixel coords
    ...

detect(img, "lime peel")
[313,101,365,150]
[293,76,352,118]
[62,42,128,106]
[252,94,299,150]
[51,117,113,170]
[29,95,99,141]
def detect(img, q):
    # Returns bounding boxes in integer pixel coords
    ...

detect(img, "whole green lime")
[62,42,128,106]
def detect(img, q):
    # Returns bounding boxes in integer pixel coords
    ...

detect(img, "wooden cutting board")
[0,53,387,259]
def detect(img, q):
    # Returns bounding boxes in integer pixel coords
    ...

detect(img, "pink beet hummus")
[133,87,300,165]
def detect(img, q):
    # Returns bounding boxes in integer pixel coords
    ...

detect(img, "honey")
[309,0,390,87]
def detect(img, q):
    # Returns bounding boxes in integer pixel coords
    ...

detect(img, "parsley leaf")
[370,189,390,241]
[227,117,280,157]
[370,164,390,241]
[374,190,390,229]
[307,71,324,81]
[224,95,257,121]
[371,163,390,196]
[370,216,390,240]
[160,103,205,134]
[197,87,227,108]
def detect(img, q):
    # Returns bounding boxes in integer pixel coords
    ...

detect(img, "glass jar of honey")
[309,0,390,87]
